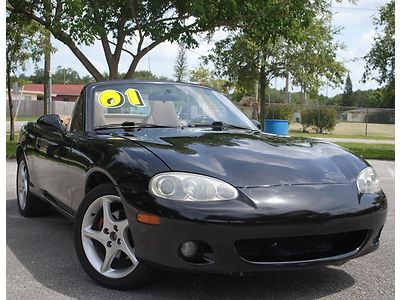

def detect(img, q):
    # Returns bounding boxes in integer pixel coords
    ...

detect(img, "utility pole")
[43,1,51,115]
[48,71,52,114]
[43,30,51,115]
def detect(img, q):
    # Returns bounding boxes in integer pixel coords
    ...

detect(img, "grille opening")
[236,230,368,263]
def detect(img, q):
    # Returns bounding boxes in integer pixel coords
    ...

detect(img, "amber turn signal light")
[136,213,160,225]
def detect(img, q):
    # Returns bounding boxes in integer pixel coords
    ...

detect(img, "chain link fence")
[239,103,395,138]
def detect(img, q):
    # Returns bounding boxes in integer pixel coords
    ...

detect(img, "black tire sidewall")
[16,157,27,214]
[74,182,152,290]
[16,156,49,217]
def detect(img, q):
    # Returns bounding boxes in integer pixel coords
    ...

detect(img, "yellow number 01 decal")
[98,90,124,108]
[98,88,145,108]
[125,88,145,106]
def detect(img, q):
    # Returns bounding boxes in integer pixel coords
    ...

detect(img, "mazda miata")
[16,80,387,289]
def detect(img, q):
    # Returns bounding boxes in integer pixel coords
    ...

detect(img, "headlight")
[149,172,238,201]
[357,167,381,194]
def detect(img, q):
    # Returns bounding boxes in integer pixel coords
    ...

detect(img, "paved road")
[6,159,394,299]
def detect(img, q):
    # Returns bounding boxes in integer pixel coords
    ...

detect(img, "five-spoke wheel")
[75,183,153,289]
[81,195,138,278]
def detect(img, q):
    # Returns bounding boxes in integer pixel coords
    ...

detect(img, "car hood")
[118,128,367,187]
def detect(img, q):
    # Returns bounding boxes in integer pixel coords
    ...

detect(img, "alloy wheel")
[81,195,138,279]
[17,160,28,210]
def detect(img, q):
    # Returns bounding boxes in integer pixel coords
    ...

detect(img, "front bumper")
[120,183,387,273]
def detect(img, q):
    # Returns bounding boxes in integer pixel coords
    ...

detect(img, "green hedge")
[301,107,337,133]
[265,104,295,123]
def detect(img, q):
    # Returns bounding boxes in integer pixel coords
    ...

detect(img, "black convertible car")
[16,80,387,289]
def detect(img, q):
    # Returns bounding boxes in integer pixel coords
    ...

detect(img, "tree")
[363,0,394,85]
[6,12,43,141]
[18,66,95,84]
[189,66,211,85]
[189,66,228,94]
[286,16,346,103]
[25,68,45,83]
[81,75,95,84]
[132,70,158,80]
[6,0,283,81]
[102,70,162,80]
[363,0,395,108]
[342,74,353,106]
[206,9,346,122]
[52,66,82,84]
[206,34,286,122]
[8,0,337,82]
[174,45,187,82]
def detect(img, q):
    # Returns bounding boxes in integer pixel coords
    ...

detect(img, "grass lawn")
[336,142,395,160]
[6,116,38,122]
[289,122,395,139]
[290,131,395,141]
[6,134,18,158]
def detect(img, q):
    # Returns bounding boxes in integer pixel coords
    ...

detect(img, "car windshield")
[91,82,257,130]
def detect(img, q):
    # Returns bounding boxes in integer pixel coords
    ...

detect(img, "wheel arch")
[85,167,118,195]
[16,145,24,162]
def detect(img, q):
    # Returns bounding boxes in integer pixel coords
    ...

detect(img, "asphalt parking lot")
[6,159,394,299]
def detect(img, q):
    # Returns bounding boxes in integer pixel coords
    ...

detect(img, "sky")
[24,0,389,97]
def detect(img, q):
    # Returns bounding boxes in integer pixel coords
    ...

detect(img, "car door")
[67,94,90,212]
[33,115,73,211]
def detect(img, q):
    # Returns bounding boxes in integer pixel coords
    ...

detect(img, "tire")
[74,183,154,289]
[16,156,50,217]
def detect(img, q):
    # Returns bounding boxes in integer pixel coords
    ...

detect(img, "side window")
[70,93,85,132]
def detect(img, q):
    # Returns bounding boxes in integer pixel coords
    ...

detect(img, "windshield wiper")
[94,122,177,131]
[187,121,254,131]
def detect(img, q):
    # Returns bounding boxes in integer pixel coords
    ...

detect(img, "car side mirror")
[251,119,262,130]
[37,114,66,134]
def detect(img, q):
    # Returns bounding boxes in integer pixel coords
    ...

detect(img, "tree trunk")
[108,61,119,80]
[124,55,142,79]
[43,30,50,115]
[304,90,308,105]
[100,36,119,80]
[285,72,290,103]
[124,40,163,79]
[7,66,15,141]
[259,63,267,127]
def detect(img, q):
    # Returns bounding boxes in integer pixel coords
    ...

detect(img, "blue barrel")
[264,119,288,135]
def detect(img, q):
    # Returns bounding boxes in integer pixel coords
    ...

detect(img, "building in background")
[23,84,84,102]
[6,84,84,118]
[6,84,84,102]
